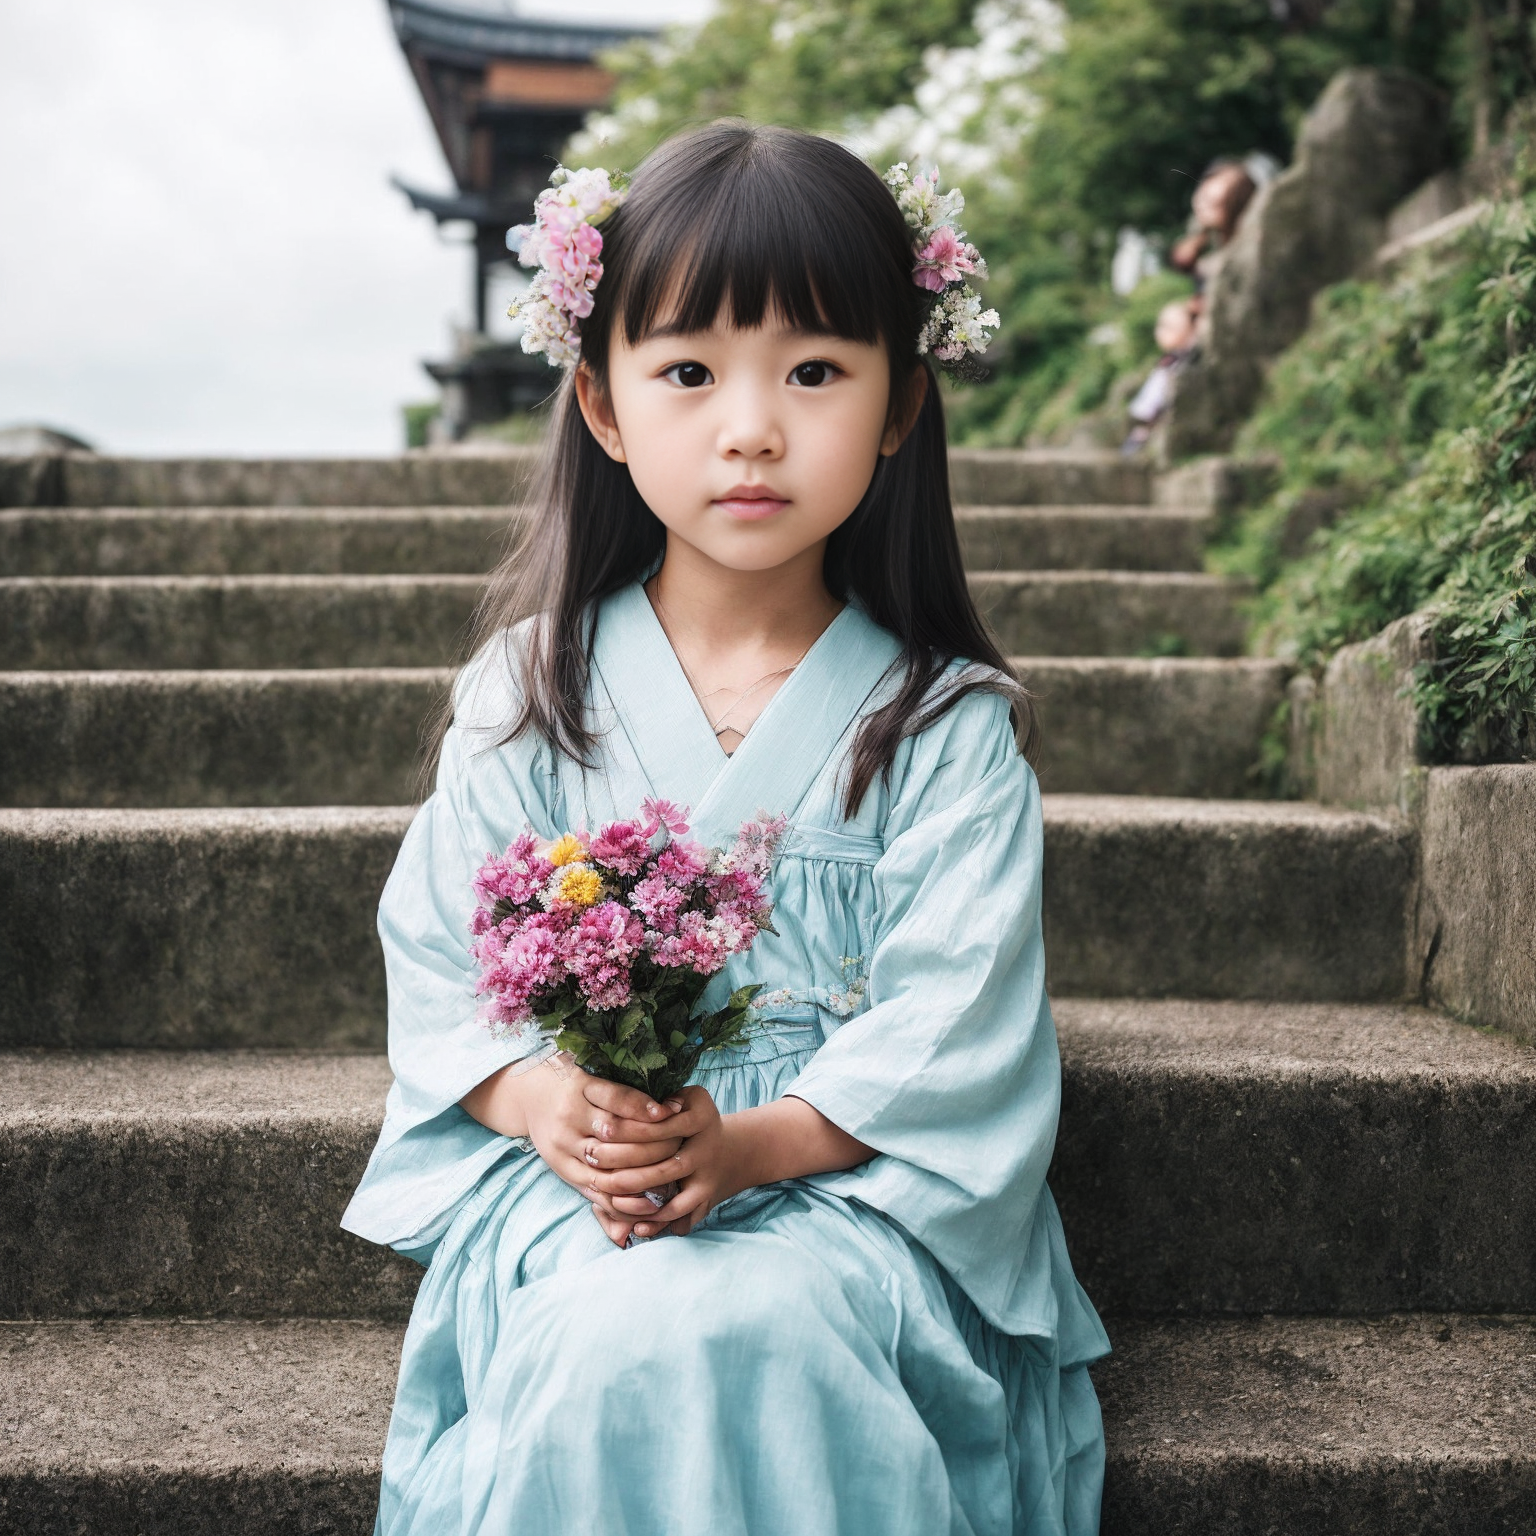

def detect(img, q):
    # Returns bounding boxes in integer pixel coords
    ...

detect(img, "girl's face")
[577,316,920,575]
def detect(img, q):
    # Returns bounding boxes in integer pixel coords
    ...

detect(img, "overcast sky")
[0,0,709,455]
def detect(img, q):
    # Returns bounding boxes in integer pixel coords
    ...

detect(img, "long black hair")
[441,120,1035,817]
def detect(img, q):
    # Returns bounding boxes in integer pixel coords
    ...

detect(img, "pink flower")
[630,873,688,934]
[655,840,708,881]
[565,901,644,1010]
[727,813,787,877]
[473,832,554,911]
[640,797,691,838]
[588,818,652,876]
[912,227,977,293]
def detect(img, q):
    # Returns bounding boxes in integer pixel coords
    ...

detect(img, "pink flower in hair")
[913,227,978,293]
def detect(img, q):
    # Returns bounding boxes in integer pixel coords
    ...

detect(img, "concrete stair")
[4,1003,1533,1320]
[0,658,1286,807]
[1,444,1526,1533]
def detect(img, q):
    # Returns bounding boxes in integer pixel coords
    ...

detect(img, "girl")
[343,122,1109,1536]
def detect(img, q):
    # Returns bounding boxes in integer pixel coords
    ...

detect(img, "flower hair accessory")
[506,166,628,368]
[882,162,1000,381]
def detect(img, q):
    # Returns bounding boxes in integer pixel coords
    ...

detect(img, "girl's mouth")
[714,485,790,521]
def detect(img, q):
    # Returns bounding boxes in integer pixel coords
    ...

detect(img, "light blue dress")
[342,583,1110,1536]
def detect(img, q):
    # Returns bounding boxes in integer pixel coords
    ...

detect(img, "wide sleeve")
[341,639,556,1257]
[786,692,1091,1343]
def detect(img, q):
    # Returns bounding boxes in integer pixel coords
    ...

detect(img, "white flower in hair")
[883,162,998,378]
[506,166,628,368]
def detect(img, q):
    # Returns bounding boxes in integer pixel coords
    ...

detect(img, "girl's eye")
[790,360,837,387]
[663,361,713,388]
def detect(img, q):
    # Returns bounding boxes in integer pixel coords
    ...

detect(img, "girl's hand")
[586,1091,878,1240]
[587,1085,750,1239]
[460,1057,688,1245]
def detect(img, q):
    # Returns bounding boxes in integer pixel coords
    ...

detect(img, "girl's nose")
[714,381,784,459]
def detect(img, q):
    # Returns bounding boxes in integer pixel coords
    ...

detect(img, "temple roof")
[388,0,650,63]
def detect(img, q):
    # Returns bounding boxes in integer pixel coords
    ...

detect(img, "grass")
[1215,196,1536,766]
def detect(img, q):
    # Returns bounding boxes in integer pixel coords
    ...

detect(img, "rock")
[1167,68,1449,455]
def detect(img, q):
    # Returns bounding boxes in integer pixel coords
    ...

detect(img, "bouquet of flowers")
[470,798,785,1102]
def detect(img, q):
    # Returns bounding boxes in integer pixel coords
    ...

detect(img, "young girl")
[343,122,1109,1536]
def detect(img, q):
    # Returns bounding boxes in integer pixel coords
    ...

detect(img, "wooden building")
[387,0,654,432]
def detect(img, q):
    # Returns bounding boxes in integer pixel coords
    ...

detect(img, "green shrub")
[1229,200,1536,764]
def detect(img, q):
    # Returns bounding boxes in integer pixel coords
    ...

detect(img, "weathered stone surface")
[1,1317,1532,1536]
[1021,658,1286,798]
[1097,1314,1536,1535]
[0,507,522,577]
[956,505,1210,573]
[947,448,1149,506]
[1415,766,1536,1043]
[5,1004,1535,1317]
[6,447,1145,512]
[1151,455,1280,517]
[1168,69,1449,454]
[0,807,411,1048]
[0,798,1410,1049]
[55,451,540,508]
[0,660,1279,807]
[1309,613,1433,810]
[0,670,449,808]
[0,1053,413,1318]
[1042,796,1412,1000]
[974,572,1247,657]
[1053,999,1536,1314]
[0,576,482,669]
[0,1319,397,1534]
[0,455,66,510]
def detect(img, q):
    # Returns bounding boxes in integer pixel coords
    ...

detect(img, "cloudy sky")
[0,0,709,455]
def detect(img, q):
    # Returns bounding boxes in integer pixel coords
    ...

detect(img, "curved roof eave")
[388,0,654,63]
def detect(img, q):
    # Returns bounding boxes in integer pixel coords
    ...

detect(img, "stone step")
[3,1005,1532,1318]
[974,572,1247,657]
[0,808,411,1050]
[955,505,1209,573]
[1051,999,1536,1315]
[0,503,1203,578]
[0,1053,411,1319]
[1021,658,1286,798]
[0,576,482,669]
[1042,796,1411,1000]
[0,660,1283,807]
[2,450,541,509]
[1096,1313,1536,1533]
[0,670,449,808]
[1,448,1148,510]
[0,800,1411,1052]
[0,506,522,576]
[0,1318,1530,1536]
[1,572,1246,669]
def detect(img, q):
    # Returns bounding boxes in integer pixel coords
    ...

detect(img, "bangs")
[595,125,918,355]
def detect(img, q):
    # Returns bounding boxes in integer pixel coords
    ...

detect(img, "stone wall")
[1297,612,1536,1041]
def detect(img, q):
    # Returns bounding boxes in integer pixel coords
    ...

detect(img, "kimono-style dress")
[342,583,1110,1536]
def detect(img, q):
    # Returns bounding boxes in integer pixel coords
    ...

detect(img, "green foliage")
[955,0,1476,442]
[586,0,977,167]
[575,0,1530,450]
[402,401,440,450]
[1229,200,1536,764]
[550,983,762,1102]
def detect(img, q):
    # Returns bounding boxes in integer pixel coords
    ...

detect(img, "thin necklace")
[648,578,813,741]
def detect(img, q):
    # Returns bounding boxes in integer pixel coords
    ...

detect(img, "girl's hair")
[437,120,1035,818]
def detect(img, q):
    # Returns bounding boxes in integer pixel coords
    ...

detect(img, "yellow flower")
[546,833,587,867]
[556,866,604,908]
